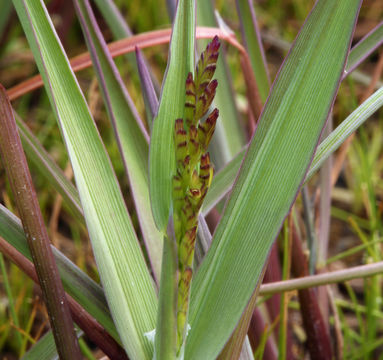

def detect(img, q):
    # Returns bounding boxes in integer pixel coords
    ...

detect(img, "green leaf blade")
[149,0,196,231]
[74,0,163,282]
[202,146,245,216]
[307,86,383,182]
[16,114,83,221]
[346,21,383,75]
[203,87,383,217]
[187,1,362,359]
[22,329,83,360]
[12,0,157,358]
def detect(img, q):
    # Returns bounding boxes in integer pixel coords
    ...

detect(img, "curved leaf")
[74,0,163,283]
[236,0,270,102]
[187,2,362,359]
[11,1,157,358]
[149,0,195,231]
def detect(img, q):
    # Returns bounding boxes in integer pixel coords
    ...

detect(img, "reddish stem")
[0,85,81,359]
[7,27,246,101]
[291,224,333,360]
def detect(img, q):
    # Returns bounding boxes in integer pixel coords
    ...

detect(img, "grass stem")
[0,85,81,359]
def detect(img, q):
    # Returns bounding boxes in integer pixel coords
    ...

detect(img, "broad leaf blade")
[187,2,361,359]
[12,1,157,358]
[149,0,195,231]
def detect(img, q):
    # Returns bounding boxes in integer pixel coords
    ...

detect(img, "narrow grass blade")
[262,20,383,83]
[0,204,118,340]
[149,0,195,231]
[202,146,245,215]
[167,0,177,20]
[7,27,242,101]
[187,2,361,359]
[92,0,160,94]
[16,113,83,220]
[0,253,23,350]
[155,225,178,360]
[306,86,383,182]
[74,0,163,282]
[11,1,157,358]
[7,21,377,104]
[197,1,245,167]
[301,187,317,273]
[346,21,383,76]
[277,221,292,360]
[195,214,212,262]
[236,0,270,102]
[22,329,83,360]
[93,0,133,38]
[204,85,383,216]
[136,47,159,130]
[317,121,332,269]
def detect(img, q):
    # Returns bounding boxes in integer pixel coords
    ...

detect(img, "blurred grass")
[0,0,382,358]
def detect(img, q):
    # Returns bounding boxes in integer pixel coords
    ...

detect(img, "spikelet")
[172,36,220,354]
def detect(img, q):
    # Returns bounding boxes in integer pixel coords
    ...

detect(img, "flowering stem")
[172,36,220,353]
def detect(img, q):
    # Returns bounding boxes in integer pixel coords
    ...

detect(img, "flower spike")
[171,36,220,354]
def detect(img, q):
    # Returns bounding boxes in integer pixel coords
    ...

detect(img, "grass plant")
[0,0,383,359]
